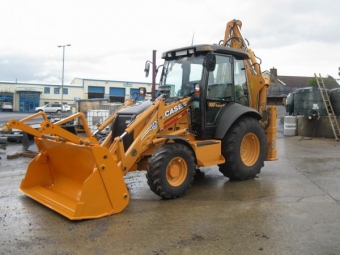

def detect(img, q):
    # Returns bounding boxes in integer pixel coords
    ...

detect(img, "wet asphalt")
[0,106,340,255]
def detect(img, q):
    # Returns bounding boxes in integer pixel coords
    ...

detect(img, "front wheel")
[146,143,195,199]
[219,117,266,180]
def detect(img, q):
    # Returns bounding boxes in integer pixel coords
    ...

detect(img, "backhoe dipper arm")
[223,19,261,75]
[222,19,269,112]
[223,19,277,161]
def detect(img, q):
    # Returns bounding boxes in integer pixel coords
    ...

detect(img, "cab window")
[207,55,233,99]
[234,59,248,106]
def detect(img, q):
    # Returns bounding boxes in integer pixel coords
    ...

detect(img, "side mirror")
[204,53,216,72]
[144,62,150,78]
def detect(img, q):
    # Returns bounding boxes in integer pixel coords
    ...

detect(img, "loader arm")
[95,98,136,134]
[6,111,50,138]
[108,96,192,174]
[6,98,135,146]
[7,111,98,146]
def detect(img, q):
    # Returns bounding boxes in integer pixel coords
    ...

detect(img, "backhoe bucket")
[20,138,129,220]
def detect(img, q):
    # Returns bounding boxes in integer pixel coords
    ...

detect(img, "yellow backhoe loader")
[6,19,278,220]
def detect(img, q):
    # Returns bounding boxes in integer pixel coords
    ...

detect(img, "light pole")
[58,44,71,109]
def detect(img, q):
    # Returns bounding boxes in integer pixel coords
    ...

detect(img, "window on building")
[54,87,60,94]
[62,88,68,95]
[88,86,105,99]
[109,87,125,103]
[44,102,49,106]
[44,87,50,94]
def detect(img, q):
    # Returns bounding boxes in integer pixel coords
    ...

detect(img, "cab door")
[191,54,234,140]
[205,55,233,127]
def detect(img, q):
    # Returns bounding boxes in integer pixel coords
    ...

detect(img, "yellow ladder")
[315,73,340,141]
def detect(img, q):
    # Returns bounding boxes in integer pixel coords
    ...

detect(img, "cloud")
[0,55,45,82]
[0,0,339,84]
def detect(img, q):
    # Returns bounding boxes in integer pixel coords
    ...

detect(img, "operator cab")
[160,44,250,139]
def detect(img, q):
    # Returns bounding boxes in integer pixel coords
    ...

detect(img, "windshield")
[160,55,204,97]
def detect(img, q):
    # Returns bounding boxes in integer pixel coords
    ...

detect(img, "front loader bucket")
[20,138,129,220]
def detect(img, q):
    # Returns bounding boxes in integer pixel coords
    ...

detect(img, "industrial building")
[0,78,157,112]
[1,70,338,112]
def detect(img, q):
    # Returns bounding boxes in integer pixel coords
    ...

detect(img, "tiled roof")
[278,75,339,89]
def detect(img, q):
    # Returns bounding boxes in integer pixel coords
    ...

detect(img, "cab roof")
[162,44,250,60]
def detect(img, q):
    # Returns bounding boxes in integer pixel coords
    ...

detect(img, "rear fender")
[214,103,262,139]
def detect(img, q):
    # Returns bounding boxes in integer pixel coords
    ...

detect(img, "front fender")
[214,103,262,139]
[161,135,197,164]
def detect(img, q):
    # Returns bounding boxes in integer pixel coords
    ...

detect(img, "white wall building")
[0,78,158,112]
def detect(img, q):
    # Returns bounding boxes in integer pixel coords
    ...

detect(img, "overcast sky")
[0,0,340,85]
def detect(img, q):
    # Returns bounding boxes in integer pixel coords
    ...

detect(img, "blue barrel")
[293,87,328,116]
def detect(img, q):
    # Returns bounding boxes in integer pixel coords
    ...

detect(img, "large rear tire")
[146,143,195,199]
[219,117,266,180]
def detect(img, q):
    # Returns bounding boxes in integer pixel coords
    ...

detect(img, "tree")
[308,77,317,86]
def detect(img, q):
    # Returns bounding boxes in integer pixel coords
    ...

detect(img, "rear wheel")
[146,143,195,199]
[219,117,266,180]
